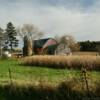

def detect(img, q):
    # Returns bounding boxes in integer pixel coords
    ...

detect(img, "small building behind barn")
[55,43,71,55]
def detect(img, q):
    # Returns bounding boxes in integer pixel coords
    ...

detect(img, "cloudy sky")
[0,0,100,41]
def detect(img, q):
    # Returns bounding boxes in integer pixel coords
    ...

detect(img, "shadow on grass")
[0,80,100,100]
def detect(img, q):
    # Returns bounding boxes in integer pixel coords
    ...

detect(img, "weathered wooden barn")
[33,38,58,55]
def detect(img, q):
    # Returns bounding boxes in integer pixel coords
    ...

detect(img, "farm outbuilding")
[55,43,71,55]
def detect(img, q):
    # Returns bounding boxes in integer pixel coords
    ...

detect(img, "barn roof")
[33,38,57,48]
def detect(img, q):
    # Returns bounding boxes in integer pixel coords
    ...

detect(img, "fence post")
[8,68,12,85]
[81,67,90,97]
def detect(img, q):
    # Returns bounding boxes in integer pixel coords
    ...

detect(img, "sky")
[0,0,100,41]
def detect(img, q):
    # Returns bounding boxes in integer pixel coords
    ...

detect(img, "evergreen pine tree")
[5,22,18,52]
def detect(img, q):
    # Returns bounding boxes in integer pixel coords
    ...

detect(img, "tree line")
[79,41,100,52]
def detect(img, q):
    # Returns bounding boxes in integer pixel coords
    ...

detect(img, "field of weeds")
[22,55,100,70]
[0,79,100,100]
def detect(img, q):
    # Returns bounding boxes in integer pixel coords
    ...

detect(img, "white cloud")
[0,0,100,41]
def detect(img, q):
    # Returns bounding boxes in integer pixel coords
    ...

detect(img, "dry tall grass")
[22,55,100,70]
[72,52,99,56]
[0,77,99,100]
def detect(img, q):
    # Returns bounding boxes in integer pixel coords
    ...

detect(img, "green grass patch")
[0,58,100,85]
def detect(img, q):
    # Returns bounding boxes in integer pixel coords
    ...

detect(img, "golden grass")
[22,55,100,70]
[73,52,99,56]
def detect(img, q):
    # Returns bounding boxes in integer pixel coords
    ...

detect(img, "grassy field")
[0,57,100,100]
[0,59,100,84]
[0,58,100,85]
[0,58,81,85]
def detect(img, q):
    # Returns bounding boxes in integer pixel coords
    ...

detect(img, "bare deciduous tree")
[0,28,8,56]
[17,24,44,39]
[17,24,45,56]
[0,27,5,56]
[55,35,80,52]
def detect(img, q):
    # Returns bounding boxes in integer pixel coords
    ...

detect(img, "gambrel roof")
[33,38,57,49]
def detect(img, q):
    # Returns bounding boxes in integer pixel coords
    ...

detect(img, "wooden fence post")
[8,68,12,85]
